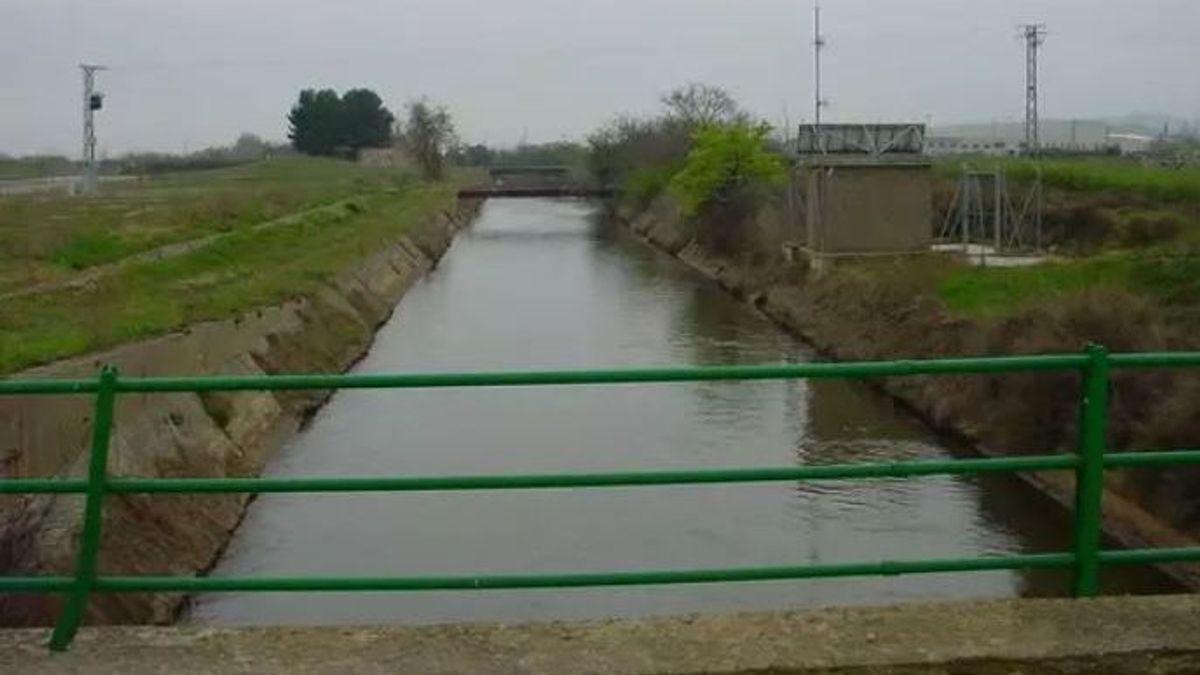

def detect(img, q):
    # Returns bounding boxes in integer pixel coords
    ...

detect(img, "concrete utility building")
[792,124,933,260]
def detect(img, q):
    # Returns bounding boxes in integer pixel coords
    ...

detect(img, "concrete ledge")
[3,595,1200,674]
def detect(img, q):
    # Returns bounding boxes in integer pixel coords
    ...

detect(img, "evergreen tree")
[287,88,394,157]
[341,89,395,151]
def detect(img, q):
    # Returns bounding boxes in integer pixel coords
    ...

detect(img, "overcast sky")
[3,0,1198,156]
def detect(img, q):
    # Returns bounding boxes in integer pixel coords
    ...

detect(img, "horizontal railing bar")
[3,353,1197,397]
[1099,546,1200,565]
[0,478,89,494]
[1105,450,1200,468]
[1109,352,1200,368]
[12,548,1200,595]
[0,577,75,592]
[8,451,1199,498]
[106,455,1079,494]
[12,547,1200,595]
[0,378,99,396]
[94,553,1075,592]
[106,356,1093,393]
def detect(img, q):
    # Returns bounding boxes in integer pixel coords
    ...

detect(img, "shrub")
[666,123,785,254]
[622,166,675,211]
[587,116,690,189]
[1040,204,1121,252]
[1116,210,1185,247]
[669,122,785,220]
[1003,158,1200,203]
[1129,252,1200,305]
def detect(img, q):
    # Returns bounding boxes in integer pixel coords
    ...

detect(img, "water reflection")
[189,199,1172,627]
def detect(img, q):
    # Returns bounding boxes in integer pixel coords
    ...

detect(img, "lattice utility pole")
[1021,25,1046,156]
[80,64,107,195]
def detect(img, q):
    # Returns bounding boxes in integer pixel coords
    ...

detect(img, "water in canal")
[190,199,1166,625]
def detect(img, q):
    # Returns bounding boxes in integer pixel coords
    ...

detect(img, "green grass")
[938,252,1200,316]
[0,156,417,293]
[0,176,456,374]
[1126,253,1200,305]
[51,231,128,269]
[939,257,1129,315]
[937,157,1200,203]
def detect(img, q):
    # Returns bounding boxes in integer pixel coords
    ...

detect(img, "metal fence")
[2,344,1200,651]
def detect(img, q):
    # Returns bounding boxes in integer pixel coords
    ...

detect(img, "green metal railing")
[3,343,1200,651]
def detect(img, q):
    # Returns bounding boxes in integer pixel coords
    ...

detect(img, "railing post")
[1071,343,1108,597]
[48,365,119,652]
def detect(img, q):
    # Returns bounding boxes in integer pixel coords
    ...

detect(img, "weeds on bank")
[0,183,452,373]
[0,157,416,292]
[935,157,1200,204]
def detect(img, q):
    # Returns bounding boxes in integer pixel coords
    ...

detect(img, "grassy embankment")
[930,158,1200,318]
[789,158,1200,527]
[0,157,458,374]
[617,150,1200,529]
[935,157,1200,203]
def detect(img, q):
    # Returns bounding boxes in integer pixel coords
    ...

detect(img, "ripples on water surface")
[191,199,1170,625]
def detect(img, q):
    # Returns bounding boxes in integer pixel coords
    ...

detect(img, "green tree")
[585,82,738,190]
[287,88,394,157]
[288,89,343,156]
[340,89,395,151]
[400,99,456,179]
[452,143,495,167]
[670,122,785,220]
[661,82,744,129]
[230,133,269,160]
[586,115,690,189]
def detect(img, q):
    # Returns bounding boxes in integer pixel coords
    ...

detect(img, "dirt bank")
[0,198,481,626]
[621,199,1200,589]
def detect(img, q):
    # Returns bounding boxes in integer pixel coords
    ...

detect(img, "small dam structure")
[790,124,933,263]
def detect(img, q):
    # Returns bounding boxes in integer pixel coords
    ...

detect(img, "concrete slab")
[3,595,1200,674]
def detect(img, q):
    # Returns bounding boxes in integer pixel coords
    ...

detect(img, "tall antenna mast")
[1020,24,1046,156]
[813,2,826,131]
[80,63,108,195]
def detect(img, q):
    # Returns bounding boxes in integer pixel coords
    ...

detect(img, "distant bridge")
[458,165,615,199]
[457,186,615,199]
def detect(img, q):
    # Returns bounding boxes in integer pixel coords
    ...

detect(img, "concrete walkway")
[3,595,1200,674]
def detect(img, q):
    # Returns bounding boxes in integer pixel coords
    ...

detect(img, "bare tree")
[660,83,743,128]
[400,99,456,179]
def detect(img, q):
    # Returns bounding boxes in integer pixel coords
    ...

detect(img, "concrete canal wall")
[620,198,1200,590]
[0,199,481,626]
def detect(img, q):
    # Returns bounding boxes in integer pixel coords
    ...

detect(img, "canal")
[190,198,1166,625]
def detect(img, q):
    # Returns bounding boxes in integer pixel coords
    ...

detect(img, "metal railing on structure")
[2,344,1200,651]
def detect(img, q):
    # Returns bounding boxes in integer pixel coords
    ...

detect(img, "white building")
[926,137,1019,157]
[926,120,1137,156]
[1105,133,1156,155]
